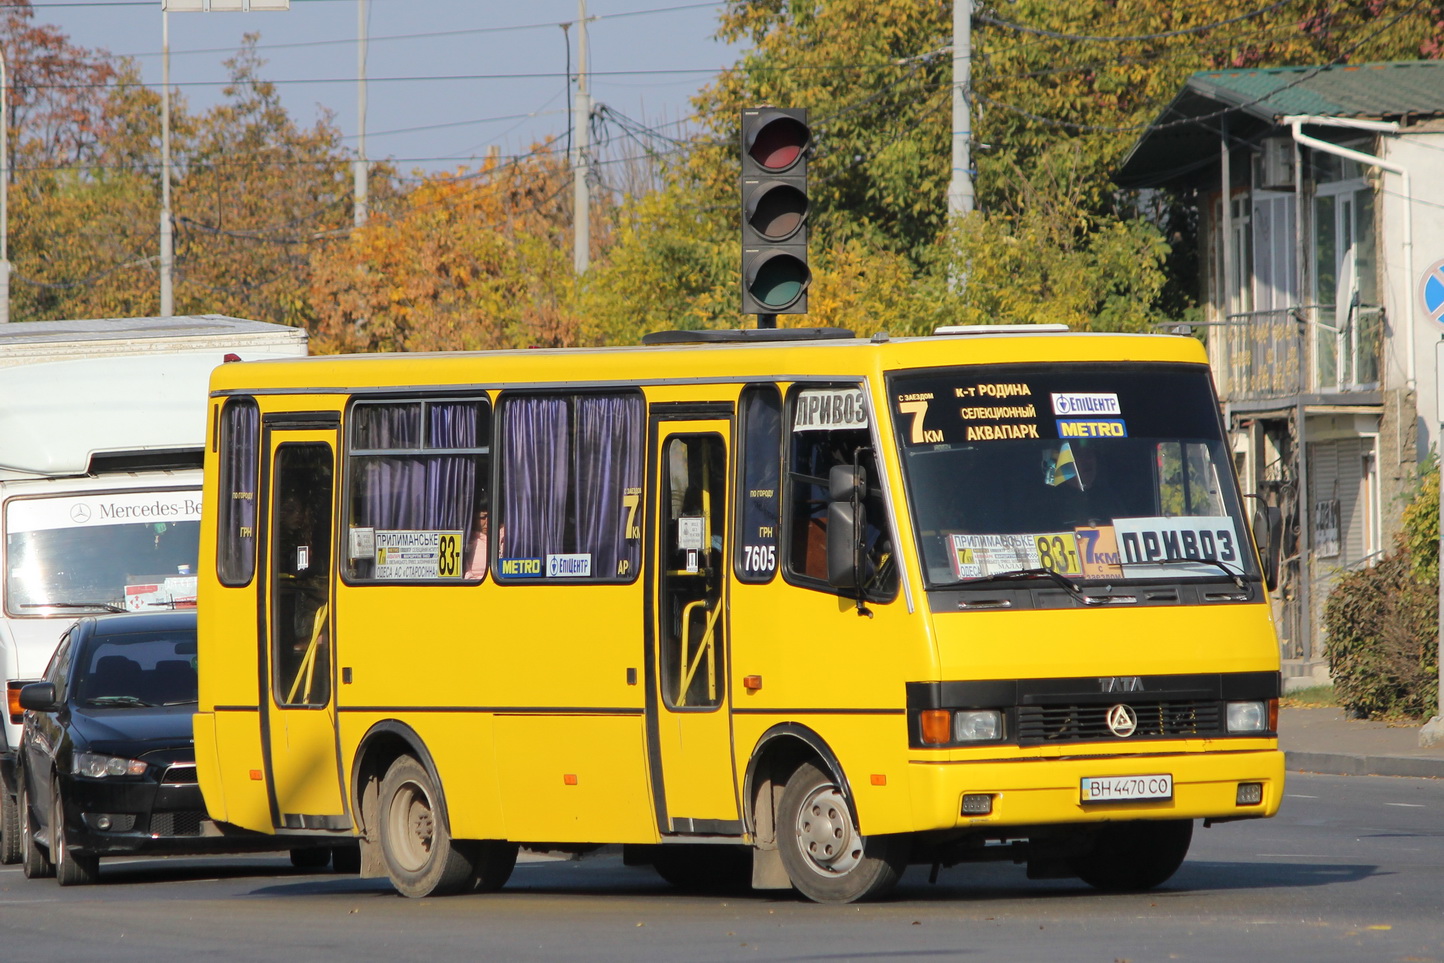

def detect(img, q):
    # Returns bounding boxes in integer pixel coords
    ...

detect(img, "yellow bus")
[192,325,1284,903]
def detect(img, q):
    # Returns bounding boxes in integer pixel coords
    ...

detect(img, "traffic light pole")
[757,314,777,329]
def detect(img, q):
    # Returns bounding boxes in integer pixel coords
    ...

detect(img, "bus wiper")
[961,567,1094,604]
[1132,557,1249,591]
[20,600,128,614]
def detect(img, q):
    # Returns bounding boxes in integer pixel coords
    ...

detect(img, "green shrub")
[1323,540,1438,720]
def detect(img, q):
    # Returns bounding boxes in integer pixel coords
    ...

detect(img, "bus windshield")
[889,362,1257,588]
[4,491,201,616]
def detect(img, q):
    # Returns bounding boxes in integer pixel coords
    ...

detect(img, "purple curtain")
[500,396,570,558]
[572,394,643,571]
[355,404,423,529]
[426,403,477,531]
[219,400,259,584]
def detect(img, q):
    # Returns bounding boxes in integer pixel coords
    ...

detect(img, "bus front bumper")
[905,747,1285,831]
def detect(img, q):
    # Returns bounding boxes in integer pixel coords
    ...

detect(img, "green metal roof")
[1116,60,1444,189]
[1188,60,1444,120]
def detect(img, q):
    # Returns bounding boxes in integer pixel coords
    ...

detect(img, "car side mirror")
[18,682,59,712]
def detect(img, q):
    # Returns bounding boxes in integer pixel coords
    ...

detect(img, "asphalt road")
[1,772,1441,963]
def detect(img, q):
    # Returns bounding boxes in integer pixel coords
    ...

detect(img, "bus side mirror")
[1250,503,1282,592]
[827,465,866,589]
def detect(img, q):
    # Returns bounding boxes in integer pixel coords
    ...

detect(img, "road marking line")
[1383,802,1425,808]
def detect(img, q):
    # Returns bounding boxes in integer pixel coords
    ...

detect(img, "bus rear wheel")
[377,756,476,898]
[778,762,905,903]
[1068,819,1193,892]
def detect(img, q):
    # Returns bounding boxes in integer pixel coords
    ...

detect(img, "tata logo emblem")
[70,504,92,524]
[1099,676,1143,693]
[1105,704,1138,738]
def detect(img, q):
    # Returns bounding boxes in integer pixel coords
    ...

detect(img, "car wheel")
[289,847,332,870]
[377,755,476,897]
[1067,819,1193,892]
[52,779,99,887]
[20,778,54,880]
[1,783,21,865]
[777,761,906,904]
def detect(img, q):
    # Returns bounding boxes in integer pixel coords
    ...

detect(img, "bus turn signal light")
[920,709,951,745]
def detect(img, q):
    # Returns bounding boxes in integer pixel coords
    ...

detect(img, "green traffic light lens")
[750,255,809,310]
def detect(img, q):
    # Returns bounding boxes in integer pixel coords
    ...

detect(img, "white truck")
[0,315,307,863]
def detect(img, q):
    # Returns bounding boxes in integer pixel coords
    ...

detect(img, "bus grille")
[1016,700,1221,745]
[150,811,205,837]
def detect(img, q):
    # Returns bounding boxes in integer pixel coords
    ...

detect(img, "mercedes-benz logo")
[1105,703,1138,738]
[70,504,92,524]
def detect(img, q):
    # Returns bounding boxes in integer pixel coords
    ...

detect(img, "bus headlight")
[954,710,1003,742]
[1226,700,1268,733]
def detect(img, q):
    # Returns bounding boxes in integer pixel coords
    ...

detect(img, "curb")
[1285,750,1444,779]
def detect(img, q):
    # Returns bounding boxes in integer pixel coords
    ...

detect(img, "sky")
[26,0,741,175]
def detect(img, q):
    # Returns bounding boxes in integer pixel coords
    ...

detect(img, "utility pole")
[0,48,10,324]
[354,0,369,227]
[160,8,174,316]
[572,0,590,275]
[946,0,973,219]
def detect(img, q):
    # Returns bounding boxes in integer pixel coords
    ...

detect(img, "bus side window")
[784,385,897,600]
[217,397,259,586]
[495,392,644,582]
[344,398,491,583]
[735,384,781,583]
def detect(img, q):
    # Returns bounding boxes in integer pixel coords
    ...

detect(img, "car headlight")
[73,752,148,778]
[953,710,1004,742]
[1226,700,1268,733]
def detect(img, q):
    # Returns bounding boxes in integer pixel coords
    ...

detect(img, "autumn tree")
[4,17,369,326]
[580,0,1444,342]
[172,38,363,328]
[309,146,589,354]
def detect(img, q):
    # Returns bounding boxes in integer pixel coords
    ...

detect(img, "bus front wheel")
[377,755,476,897]
[777,761,905,903]
[1068,819,1193,892]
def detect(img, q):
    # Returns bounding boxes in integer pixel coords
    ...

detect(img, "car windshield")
[74,630,198,708]
[889,361,1258,588]
[4,492,200,616]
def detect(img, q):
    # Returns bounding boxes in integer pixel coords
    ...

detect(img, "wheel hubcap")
[388,780,435,872]
[793,784,862,876]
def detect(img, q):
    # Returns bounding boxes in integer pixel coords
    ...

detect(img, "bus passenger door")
[261,428,348,830]
[646,418,741,832]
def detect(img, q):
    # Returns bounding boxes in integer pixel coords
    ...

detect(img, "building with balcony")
[1117,60,1444,684]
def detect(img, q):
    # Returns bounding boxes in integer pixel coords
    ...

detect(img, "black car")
[16,610,339,885]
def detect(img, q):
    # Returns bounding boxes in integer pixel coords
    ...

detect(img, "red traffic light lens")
[747,183,808,241]
[747,116,809,172]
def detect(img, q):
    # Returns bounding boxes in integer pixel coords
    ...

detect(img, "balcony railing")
[1209,304,1383,404]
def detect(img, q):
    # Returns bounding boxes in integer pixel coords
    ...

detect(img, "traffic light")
[741,107,810,318]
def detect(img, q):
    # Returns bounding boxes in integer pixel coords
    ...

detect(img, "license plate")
[1079,773,1173,803]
